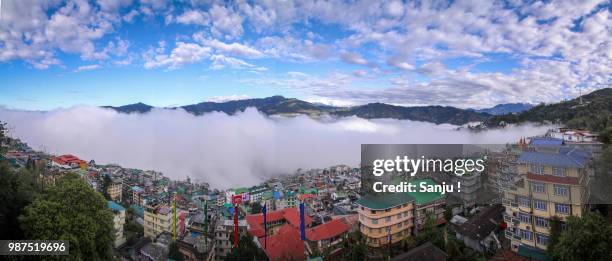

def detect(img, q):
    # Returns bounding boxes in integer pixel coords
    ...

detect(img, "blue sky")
[0,0,610,110]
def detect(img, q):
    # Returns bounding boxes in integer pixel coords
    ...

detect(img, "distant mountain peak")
[104,96,492,125]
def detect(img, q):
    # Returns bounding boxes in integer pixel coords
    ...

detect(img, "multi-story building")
[108,201,127,247]
[407,178,446,232]
[355,193,415,248]
[503,137,591,254]
[144,202,173,239]
[108,177,123,202]
[214,219,248,260]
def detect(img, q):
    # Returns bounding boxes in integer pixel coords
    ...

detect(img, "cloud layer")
[0,107,552,188]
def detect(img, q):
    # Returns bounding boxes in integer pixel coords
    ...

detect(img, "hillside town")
[0,127,608,261]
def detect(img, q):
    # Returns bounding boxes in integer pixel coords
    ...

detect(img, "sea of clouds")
[0,106,552,189]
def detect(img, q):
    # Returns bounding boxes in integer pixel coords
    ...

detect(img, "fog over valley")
[0,107,552,189]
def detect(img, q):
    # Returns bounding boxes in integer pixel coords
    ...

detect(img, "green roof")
[233,187,249,194]
[356,193,414,210]
[406,178,445,205]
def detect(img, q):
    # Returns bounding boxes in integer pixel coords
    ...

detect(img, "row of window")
[369,211,411,224]
[530,165,567,177]
[517,229,550,245]
[517,198,572,214]
[517,213,550,227]
[368,203,411,214]
[519,183,569,196]
[362,220,412,234]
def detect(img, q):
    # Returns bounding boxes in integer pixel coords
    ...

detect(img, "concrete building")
[407,178,446,232]
[144,202,173,240]
[503,137,592,254]
[108,201,127,247]
[108,177,123,202]
[355,193,415,248]
[214,219,248,260]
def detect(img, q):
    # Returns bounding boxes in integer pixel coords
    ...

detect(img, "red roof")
[298,194,317,201]
[306,218,349,241]
[258,224,305,261]
[527,172,579,185]
[246,208,313,238]
[52,154,86,165]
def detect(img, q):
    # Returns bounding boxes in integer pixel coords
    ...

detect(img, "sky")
[0,0,610,110]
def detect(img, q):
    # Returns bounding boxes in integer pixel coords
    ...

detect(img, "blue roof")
[530,137,563,147]
[519,147,590,168]
[132,186,143,192]
[108,201,125,212]
[130,204,145,218]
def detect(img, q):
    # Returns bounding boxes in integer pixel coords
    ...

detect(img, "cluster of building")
[0,127,605,261]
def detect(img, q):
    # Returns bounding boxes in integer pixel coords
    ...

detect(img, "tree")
[19,173,115,260]
[0,162,41,239]
[551,212,612,261]
[224,234,267,261]
[342,230,367,260]
[547,216,562,258]
[0,122,7,154]
[600,126,612,144]
[101,174,112,200]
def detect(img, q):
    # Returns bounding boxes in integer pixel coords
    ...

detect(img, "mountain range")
[484,88,612,131]
[104,89,610,127]
[104,96,493,125]
[470,103,534,115]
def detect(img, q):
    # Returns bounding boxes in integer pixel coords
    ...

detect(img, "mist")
[0,106,552,189]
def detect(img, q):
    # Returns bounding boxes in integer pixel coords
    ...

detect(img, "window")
[554,184,569,197]
[536,234,549,245]
[535,217,548,227]
[552,167,566,177]
[518,213,531,223]
[534,200,547,211]
[521,229,533,241]
[532,182,545,193]
[404,211,409,217]
[397,213,402,219]
[372,218,378,224]
[518,196,530,207]
[385,216,391,222]
[530,164,544,174]
[555,203,571,214]
[397,223,402,228]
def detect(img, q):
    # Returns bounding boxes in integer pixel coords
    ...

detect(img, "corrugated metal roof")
[518,147,590,168]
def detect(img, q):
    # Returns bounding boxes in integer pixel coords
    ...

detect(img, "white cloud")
[75,64,101,72]
[195,36,262,58]
[0,106,552,188]
[208,4,244,39]
[175,9,209,26]
[209,54,266,71]
[340,52,368,65]
[144,42,211,69]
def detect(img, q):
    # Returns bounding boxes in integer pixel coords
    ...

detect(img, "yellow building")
[108,178,123,202]
[356,193,415,248]
[144,203,173,239]
[503,138,591,253]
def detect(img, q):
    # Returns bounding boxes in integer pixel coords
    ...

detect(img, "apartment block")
[502,137,591,254]
[356,193,415,248]
[144,202,173,239]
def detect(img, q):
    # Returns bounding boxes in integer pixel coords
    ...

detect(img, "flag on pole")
[299,202,306,241]
[233,204,239,247]
[263,203,267,249]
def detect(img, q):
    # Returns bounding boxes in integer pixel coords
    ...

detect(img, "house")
[304,218,351,257]
[455,205,504,253]
[50,154,87,169]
